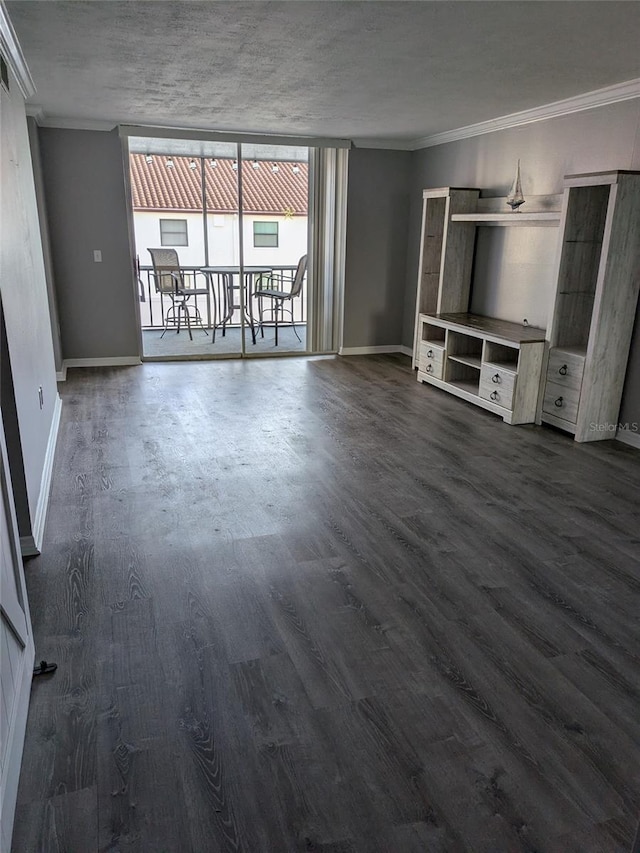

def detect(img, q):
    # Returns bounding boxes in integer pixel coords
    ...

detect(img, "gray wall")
[403,99,640,427]
[0,66,59,536]
[27,117,63,373]
[39,128,139,360]
[344,148,411,348]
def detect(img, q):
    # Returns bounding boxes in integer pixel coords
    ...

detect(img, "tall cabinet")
[412,187,480,368]
[541,171,640,442]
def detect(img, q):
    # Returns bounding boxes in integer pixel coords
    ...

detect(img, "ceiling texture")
[6,1,640,147]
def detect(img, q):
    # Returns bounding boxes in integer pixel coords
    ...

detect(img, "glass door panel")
[131,153,214,357]
[239,142,309,355]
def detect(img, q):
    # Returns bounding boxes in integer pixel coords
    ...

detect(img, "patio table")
[201,265,273,344]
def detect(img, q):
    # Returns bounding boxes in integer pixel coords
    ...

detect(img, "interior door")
[0,416,34,853]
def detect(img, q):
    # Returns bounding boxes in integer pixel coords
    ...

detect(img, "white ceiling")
[6,1,640,146]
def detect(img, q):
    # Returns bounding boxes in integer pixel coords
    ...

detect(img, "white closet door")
[0,418,34,853]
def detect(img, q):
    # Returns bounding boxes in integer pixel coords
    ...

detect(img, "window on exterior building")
[160,219,188,246]
[253,221,278,248]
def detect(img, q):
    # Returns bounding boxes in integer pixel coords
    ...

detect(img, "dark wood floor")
[12,355,640,852]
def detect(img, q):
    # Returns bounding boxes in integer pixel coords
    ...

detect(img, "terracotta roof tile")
[130,154,308,215]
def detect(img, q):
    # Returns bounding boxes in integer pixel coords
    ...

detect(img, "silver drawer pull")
[492,373,501,384]
[490,390,499,401]
[555,396,563,407]
[426,364,433,373]
[558,365,568,376]
[427,349,433,358]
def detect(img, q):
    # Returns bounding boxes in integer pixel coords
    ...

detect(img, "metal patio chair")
[253,254,307,347]
[147,248,210,340]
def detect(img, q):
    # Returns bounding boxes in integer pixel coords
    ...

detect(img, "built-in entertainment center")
[412,172,640,442]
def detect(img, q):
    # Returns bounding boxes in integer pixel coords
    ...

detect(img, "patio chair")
[147,248,210,340]
[253,254,307,346]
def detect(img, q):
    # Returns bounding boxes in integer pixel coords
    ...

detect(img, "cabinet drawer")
[419,343,444,378]
[547,349,585,391]
[479,364,515,410]
[543,381,580,423]
[419,358,443,379]
[480,364,516,395]
[419,342,445,362]
[479,376,514,410]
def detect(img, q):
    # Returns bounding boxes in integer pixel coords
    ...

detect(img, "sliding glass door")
[126,133,344,360]
[239,142,309,356]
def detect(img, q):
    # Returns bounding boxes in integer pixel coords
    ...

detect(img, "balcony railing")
[137,264,306,331]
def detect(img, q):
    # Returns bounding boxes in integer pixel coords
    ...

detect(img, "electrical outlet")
[93,250,102,263]
[38,386,43,409]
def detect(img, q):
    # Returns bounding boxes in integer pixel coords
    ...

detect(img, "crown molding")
[351,137,415,151]
[25,104,45,124]
[411,77,640,150]
[0,2,35,98]
[35,115,117,131]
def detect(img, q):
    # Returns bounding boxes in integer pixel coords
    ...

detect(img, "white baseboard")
[20,393,62,557]
[58,356,141,378]
[339,345,410,356]
[616,429,640,450]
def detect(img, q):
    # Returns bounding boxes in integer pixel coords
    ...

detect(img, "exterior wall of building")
[133,211,307,269]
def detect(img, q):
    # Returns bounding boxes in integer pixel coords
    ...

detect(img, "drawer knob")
[427,349,433,358]
[426,364,433,373]
[555,396,563,407]
[492,373,501,384]
[490,390,499,401]
[558,365,568,376]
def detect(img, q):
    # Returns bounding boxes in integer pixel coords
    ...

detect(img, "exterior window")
[253,221,278,248]
[160,219,188,246]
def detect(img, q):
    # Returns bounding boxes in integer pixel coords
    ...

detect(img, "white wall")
[132,211,307,268]
[0,65,60,540]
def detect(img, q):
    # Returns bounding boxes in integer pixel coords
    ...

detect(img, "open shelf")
[448,354,481,369]
[420,320,446,346]
[484,360,517,373]
[450,212,561,226]
[484,341,519,371]
[447,379,480,395]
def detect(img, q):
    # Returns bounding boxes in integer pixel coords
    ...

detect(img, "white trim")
[0,3,36,98]
[412,77,640,150]
[62,356,142,370]
[25,103,45,124]
[339,344,407,356]
[616,429,640,450]
[55,363,67,382]
[352,138,415,151]
[119,124,351,149]
[34,116,116,131]
[398,345,413,358]
[23,393,62,556]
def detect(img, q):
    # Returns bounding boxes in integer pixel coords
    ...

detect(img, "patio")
[138,264,307,358]
[142,325,307,358]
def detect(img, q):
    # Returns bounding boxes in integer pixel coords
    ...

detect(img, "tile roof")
[130,154,308,215]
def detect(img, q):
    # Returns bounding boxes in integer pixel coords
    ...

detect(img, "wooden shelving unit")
[412,189,558,426]
[413,176,640,439]
[416,313,545,425]
[541,170,640,442]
